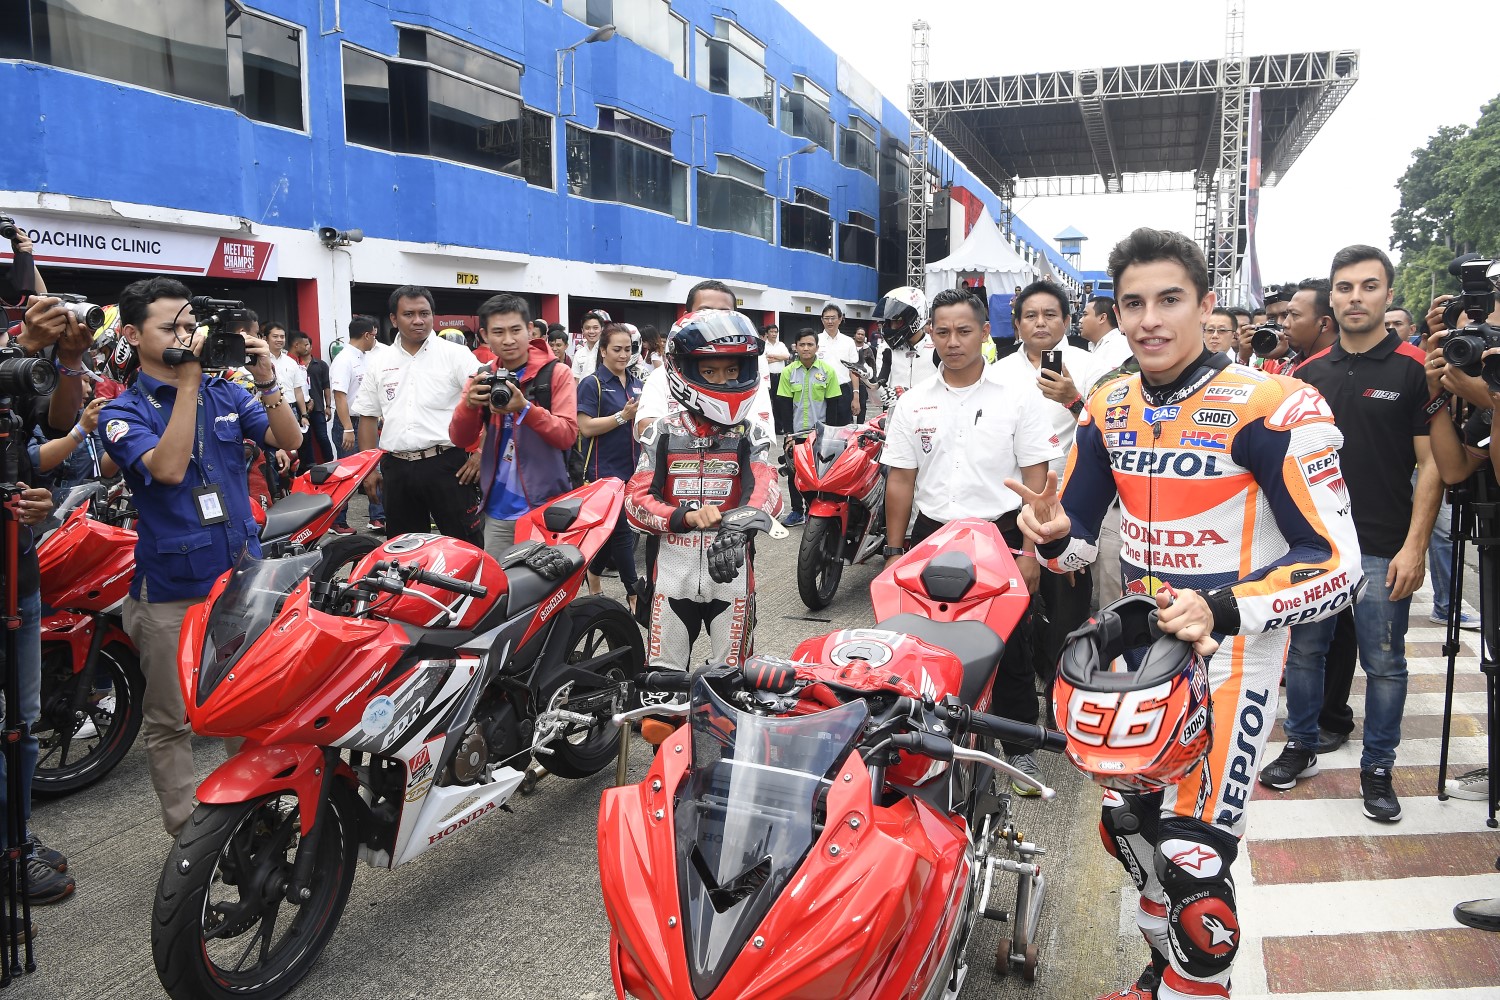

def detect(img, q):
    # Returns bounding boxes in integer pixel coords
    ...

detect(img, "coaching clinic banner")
[0,211,278,282]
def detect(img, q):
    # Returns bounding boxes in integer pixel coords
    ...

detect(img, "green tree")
[1390,96,1500,313]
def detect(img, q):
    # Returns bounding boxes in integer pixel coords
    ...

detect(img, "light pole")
[777,142,820,201]
[556,24,617,120]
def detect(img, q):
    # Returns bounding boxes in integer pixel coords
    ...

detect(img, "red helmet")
[665,309,763,427]
[1052,596,1212,794]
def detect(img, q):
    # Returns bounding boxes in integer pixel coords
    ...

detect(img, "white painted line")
[1235,990,1500,1000]
[1237,875,1500,936]
[1247,791,1495,841]
[1261,736,1491,769]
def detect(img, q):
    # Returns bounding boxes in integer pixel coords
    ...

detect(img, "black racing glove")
[524,545,571,582]
[706,528,749,584]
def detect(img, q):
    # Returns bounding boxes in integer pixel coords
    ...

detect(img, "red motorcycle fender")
[197,744,350,837]
[806,499,848,527]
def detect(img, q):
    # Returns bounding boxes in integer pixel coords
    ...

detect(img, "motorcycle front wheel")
[796,515,845,610]
[152,787,358,1000]
[34,640,143,796]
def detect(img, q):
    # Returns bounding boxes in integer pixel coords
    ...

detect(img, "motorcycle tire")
[153,785,359,1000]
[34,640,144,797]
[542,596,645,780]
[796,515,845,610]
[313,532,382,585]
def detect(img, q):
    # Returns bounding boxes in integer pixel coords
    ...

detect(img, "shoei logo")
[1193,408,1238,427]
[1179,706,1209,747]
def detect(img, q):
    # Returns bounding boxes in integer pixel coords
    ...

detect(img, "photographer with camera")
[28,385,118,504]
[450,293,578,556]
[353,286,484,543]
[98,278,301,836]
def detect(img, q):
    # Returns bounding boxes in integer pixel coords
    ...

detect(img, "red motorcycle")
[791,415,887,610]
[151,478,644,1000]
[33,449,385,794]
[599,514,1064,999]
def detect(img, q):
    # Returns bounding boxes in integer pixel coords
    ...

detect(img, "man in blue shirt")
[100,277,303,836]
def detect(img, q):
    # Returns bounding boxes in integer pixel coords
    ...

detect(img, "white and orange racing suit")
[1038,351,1363,1000]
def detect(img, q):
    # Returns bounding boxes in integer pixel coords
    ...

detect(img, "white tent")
[924,206,1035,303]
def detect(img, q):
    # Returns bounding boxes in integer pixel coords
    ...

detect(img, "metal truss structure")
[907,4,1358,305]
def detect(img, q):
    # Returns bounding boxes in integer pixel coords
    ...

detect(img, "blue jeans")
[1285,554,1410,770]
[1,592,42,846]
[1429,494,1455,617]
[335,417,383,527]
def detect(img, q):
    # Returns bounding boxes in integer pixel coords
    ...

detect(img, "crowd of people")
[4,215,1498,999]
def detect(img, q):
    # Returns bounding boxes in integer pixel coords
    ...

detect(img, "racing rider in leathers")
[1010,229,1363,1000]
[626,310,783,671]
[870,286,936,404]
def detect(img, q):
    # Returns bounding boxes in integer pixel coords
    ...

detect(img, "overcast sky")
[780,0,1500,280]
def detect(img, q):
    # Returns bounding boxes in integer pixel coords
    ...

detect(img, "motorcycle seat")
[503,544,587,614]
[260,491,333,542]
[875,614,1005,707]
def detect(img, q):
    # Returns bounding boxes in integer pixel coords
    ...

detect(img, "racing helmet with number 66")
[665,309,764,427]
[873,286,927,349]
[1052,595,1212,794]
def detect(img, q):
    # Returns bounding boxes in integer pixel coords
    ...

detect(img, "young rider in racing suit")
[626,310,783,670]
[870,286,936,404]
[1011,229,1364,1000]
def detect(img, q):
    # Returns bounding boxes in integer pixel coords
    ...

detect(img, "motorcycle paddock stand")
[983,822,1046,982]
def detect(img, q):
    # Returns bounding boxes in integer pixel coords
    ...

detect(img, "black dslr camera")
[0,345,58,399]
[476,368,520,411]
[161,296,252,370]
[1251,322,1287,358]
[0,214,17,242]
[1438,254,1500,388]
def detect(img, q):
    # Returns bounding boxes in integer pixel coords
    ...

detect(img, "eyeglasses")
[1203,326,1235,334]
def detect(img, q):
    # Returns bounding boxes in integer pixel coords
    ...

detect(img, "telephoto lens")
[0,348,60,397]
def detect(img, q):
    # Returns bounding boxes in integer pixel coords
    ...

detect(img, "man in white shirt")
[817,303,861,425]
[991,280,1105,705]
[353,285,484,543]
[1077,293,1131,609]
[265,322,310,420]
[1080,295,1132,374]
[571,310,608,380]
[882,287,1060,790]
[329,315,383,531]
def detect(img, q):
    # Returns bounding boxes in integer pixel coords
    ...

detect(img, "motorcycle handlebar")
[892,731,954,761]
[638,670,693,694]
[963,711,1067,754]
[370,560,487,598]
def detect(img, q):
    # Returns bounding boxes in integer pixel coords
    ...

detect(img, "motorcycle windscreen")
[197,548,322,706]
[674,679,867,998]
[811,424,855,473]
[51,481,106,523]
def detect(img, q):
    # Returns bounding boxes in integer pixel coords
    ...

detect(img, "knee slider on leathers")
[1154,819,1240,978]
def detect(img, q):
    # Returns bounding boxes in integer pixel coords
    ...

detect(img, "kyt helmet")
[873,286,927,349]
[665,309,763,427]
[1052,595,1212,794]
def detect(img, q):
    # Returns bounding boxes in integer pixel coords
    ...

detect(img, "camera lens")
[1251,326,1282,357]
[1442,332,1485,374]
[64,302,106,331]
[0,355,60,396]
[0,216,16,242]
[489,380,514,410]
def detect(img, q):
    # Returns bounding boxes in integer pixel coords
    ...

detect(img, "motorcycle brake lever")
[612,702,689,728]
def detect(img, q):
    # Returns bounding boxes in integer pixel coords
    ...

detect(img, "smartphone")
[1041,350,1063,377]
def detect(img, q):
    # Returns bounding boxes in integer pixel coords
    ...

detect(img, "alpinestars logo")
[1201,914,1237,948]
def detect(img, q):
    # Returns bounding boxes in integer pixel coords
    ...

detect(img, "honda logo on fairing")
[427,801,497,844]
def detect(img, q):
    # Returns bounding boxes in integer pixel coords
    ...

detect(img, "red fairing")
[197,743,356,837]
[37,501,136,611]
[41,611,130,674]
[347,535,506,631]
[870,518,1029,639]
[792,424,883,503]
[279,448,384,546]
[180,584,404,743]
[600,738,970,999]
[514,477,626,555]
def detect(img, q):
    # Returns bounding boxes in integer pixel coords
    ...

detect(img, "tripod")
[0,395,36,982]
[1436,472,1500,830]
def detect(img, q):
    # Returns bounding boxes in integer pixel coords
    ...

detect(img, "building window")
[840,115,877,177]
[780,76,833,152]
[7,2,304,127]
[699,157,772,241]
[567,121,687,221]
[694,20,773,123]
[840,214,876,268]
[563,0,686,77]
[781,187,832,256]
[341,34,552,187]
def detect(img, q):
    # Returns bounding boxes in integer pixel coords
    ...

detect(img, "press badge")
[193,485,229,526]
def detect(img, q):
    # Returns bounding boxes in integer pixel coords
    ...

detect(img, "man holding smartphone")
[992,280,1104,693]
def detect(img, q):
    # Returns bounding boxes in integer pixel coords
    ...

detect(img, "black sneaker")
[1315,728,1349,754]
[25,857,75,905]
[1455,897,1500,932]
[1257,741,1319,790]
[1361,766,1402,823]
[30,838,66,874]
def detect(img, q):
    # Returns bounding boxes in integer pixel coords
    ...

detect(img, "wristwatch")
[882,545,907,557]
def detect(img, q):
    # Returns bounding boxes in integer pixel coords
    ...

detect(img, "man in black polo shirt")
[1259,245,1440,824]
